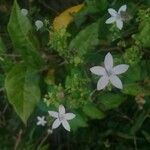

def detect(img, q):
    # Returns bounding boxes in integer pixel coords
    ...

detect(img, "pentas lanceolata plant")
[37,105,75,132]
[106,5,127,30]
[35,5,130,133]
[90,52,129,90]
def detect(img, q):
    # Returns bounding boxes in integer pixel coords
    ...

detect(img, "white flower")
[37,116,47,126]
[47,129,53,134]
[21,8,28,16]
[105,5,127,30]
[90,52,129,90]
[35,20,43,31]
[48,105,76,132]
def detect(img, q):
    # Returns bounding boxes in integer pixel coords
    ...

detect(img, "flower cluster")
[37,105,76,132]
[36,4,130,133]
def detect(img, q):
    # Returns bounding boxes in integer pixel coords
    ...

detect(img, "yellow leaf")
[53,4,84,31]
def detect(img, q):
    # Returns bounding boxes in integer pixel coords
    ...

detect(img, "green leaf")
[123,83,150,96]
[142,130,150,143]
[98,93,126,110]
[130,110,149,135]
[7,0,43,67]
[136,20,150,48]
[83,102,105,119]
[5,63,41,124]
[69,22,99,56]
[70,111,88,131]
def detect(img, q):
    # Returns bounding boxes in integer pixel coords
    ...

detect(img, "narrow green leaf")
[142,130,150,143]
[130,111,149,135]
[5,63,41,124]
[7,0,43,67]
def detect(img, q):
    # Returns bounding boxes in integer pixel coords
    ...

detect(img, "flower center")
[106,69,113,77]
[58,114,65,121]
[116,14,121,20]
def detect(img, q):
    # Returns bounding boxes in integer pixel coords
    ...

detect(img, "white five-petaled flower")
[105,5,127,30]
[90,52,129,90]
[48,105,76,132]
[35,20,44,31]
[21,8,28,16]
[37,116,47,126]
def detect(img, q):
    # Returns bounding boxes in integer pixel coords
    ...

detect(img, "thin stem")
[37,133,49,150]
[134,136,138,150]
[14,129,23,150]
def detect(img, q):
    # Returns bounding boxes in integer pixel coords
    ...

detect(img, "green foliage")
[5,63,41,124]
[123,45,142,65]
[49,28,71,59]
[98,93,126,110]
[0,0,150,149]
[83,102,105,119]
[134,8,150,48]
[69,22,99,60]
[70,111,88,131]
[7,0,43,68]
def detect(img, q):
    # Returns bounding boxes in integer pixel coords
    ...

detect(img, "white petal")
[108,8,117,17]
[52,119,61,129]
[48,111,58,118]
[62,120,70,132]
[65,113,76,120]
[35,20,43,30]
[104,52,113,71]
[97,76,109,90]
[105,17,116,24]
[37,122,40,125]
[116,19,123,30]
[41,120,47,126]
[118,5,127,14]
[110,75,123,89]
[113,64,129,75]
[59,105,65,115]
[90,66,106,76]
[37,116,41,120]
[21,9,28,16]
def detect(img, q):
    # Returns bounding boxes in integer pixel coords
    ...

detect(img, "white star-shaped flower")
[105,5,127,30]
[21,8,28,16]
[37,116,47,126]
[90,52,129,90]
[48,105,76,132]
[35,20,43,31]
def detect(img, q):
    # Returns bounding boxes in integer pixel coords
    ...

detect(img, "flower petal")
[48,111,58,118]
[116,19,123,30]
[52,119,61,129]
[104,52,113,70]
[97,76,109,90]
[113,64,129,75]
[62,120,70,132]
[37,116,41,120]
[108,8,117,17]
[118,5,127,14]
[59,105,65,115]
[105,17,116,24]
[35,20,43,30]
[90,66,106,76]
[65,113,76,120]
[110,75,123,89]
[21,8,28,16]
